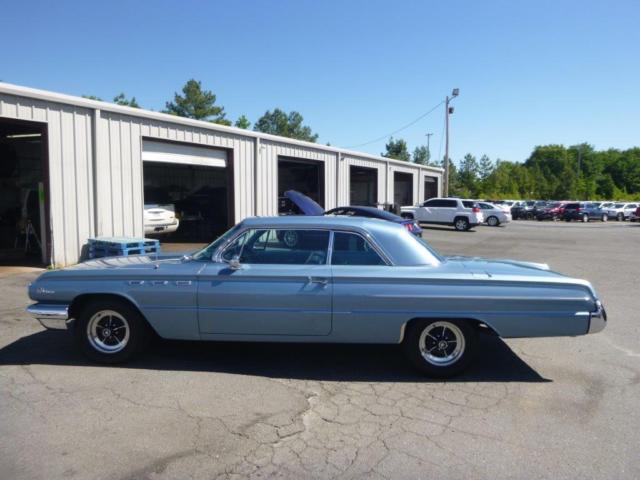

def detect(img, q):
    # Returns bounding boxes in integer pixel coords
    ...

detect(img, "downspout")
[254,137,260,216]
[92,108,101,237]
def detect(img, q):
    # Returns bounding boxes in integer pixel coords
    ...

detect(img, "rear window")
[565,203,579,209]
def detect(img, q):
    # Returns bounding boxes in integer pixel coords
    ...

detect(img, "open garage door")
[350,166,378,206]
[278,157,325,214]
[0,118,48,265]
[424,175,438,200]
[142,140,232,244]
[393,171,414,207]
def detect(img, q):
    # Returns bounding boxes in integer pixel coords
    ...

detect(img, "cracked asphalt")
[1,221,639,479]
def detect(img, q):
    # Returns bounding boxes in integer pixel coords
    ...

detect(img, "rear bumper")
[26,303,71,330]
[587,300,607,334]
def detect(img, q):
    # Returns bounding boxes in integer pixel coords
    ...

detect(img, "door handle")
[307,277,329,286]
[175,280,192,286]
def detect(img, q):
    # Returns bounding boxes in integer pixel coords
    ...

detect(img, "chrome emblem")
[36,287,55,295]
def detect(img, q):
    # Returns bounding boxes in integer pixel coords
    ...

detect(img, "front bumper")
[587,300,607,334]
[26,303,71,330]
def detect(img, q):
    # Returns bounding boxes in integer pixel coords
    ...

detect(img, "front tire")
[74,299,150,364]
[403,319,476,377]
[617,213,624,221]
[582,214,589,223]
[454,217,470,231]
[602,214,608,222]
[487,216,500,227]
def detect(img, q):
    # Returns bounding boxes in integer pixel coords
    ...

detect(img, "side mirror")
[227,255,242,270]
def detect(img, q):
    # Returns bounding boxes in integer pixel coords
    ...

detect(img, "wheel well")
[401,212,414,219]
[68,293,157,334]
[402,317,499,342]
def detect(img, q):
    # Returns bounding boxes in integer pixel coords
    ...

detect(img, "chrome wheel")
[487,216,499,227]
[418,321,466,367]
[87,310,130,354]
[602,214,608,222]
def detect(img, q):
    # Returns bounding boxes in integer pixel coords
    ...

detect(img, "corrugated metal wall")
[0,93,95,267]
[95,111,255,238]
[1,87,443,266]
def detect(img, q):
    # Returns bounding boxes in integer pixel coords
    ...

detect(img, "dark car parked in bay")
[283,190,423,236]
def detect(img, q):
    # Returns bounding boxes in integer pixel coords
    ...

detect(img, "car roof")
[241,215,399,231]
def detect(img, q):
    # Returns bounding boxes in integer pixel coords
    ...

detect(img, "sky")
[2,0,639,164]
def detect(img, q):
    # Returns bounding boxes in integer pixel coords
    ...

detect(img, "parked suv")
[563,202,608,222]
[605,202,639,221]
[401,198,484,231]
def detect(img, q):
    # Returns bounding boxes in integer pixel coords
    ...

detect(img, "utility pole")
[425,132,433,163]
[444,88,459,197]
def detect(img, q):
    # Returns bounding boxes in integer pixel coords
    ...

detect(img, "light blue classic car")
[27,216,607,377]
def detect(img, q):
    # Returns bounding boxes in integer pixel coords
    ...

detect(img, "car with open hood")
[283,190,422,236]
[27,215,606,378]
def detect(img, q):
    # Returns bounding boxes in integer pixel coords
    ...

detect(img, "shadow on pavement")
[0,329,550,383]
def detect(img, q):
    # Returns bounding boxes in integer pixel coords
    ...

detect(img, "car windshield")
[192,223,243,261]
[614,203,624,208]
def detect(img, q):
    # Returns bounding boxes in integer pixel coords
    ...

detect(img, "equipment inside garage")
[0,119,47,265]
[278,156,325,214]
[142,140,231,243]
[393,171,414,207]
[424,175,438,200]
[350,166,378,206]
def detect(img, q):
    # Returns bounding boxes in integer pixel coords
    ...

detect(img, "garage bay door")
[350,166,378,206]
[278,157,325,214]
[393,171,414,207]
[142,140,232,243]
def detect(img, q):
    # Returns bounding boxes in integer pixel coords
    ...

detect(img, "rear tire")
[402,319,477,378]
[601,214,608,222]
[74,299,150,364]
[617,213,624,221]
[487,216,500,227]
[454,217,470,231]
[582,214,589,223]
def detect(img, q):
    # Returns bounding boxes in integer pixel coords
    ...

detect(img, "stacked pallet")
[88,237,160,259]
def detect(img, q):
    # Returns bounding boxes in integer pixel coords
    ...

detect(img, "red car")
[630,206,640,222]
[536,202,566,221]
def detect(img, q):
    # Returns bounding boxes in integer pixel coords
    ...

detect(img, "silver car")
[606,203,639,221]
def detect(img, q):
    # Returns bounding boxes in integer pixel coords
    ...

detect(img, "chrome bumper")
[588,300,607,334]
[26,303,71,330]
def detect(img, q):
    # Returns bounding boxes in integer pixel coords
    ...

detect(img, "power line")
[344,100,445,149]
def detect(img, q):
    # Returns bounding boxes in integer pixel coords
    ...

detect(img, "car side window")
[331,232,386,266]
[442,200,457,208]
[221,229,330,265]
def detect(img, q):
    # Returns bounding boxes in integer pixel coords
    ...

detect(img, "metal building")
[0,83,443,267]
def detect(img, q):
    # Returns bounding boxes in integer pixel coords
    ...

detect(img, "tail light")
[403,223,412,232]
[472,207,480,213]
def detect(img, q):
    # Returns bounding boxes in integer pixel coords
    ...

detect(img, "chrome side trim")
[588,300,607,334]
[27,303,70,330]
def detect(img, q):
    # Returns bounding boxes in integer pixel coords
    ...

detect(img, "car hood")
[284,190,325,216]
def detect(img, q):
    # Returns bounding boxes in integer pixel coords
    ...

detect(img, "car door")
[330,230,400,342]
[419,199,444,223]
[197,228,332,336]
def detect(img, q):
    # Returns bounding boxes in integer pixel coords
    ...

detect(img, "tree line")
[83,79,318,142]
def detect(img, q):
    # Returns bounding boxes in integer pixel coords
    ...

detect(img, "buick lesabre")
[27,216,606,377]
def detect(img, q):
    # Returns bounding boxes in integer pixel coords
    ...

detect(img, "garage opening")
[350,166,378,206]
[393,171,414,207]
[424,175,438,200]
[142,140,232,245]
[278,157,325,214]
[0,118,48,266]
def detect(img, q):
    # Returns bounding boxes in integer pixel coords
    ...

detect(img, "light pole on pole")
[425,132,433,163]
[444,88,459,197]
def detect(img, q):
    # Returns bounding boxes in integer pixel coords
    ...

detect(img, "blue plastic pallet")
[88,237,160,259]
